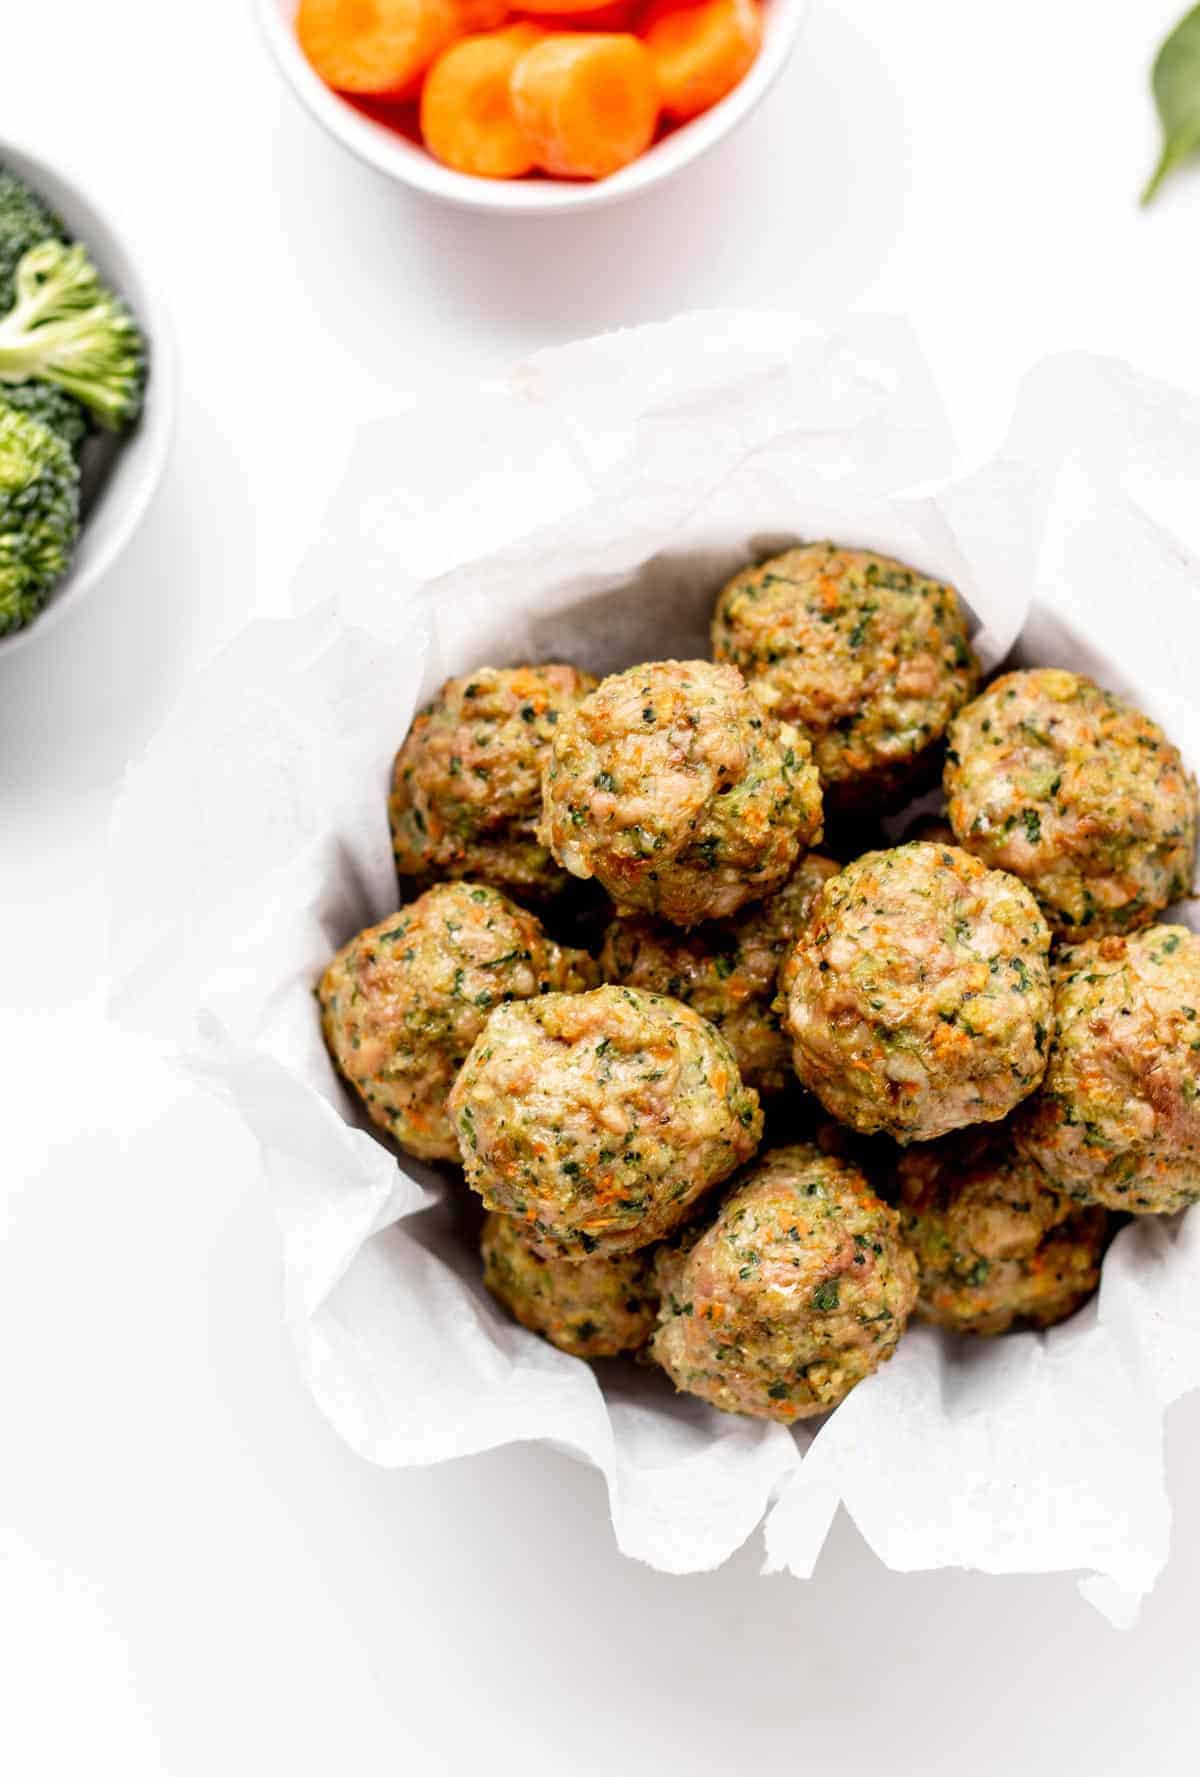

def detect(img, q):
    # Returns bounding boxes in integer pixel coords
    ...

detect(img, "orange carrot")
[454,0,511,27]
[510,33,660,178]
[640,0,761,120]
[298,0,462,95]
[421,25,544,176]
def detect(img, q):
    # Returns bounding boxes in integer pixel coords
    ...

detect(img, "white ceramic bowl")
[258,0,807,214]
[0,137,175,658]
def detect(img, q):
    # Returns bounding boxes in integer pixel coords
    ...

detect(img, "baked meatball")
[1016,925,1200,1213]
[896,1126,1107,1334]
[318,881,596,1162]
[447,984,763,1257]
[712,544,978,811]
[537,659,823,927]
[780,842,1053,1142]
[652,1144,917,1422]
[945,669,1197,941]
[389,663,597,901]
[598,852,840,1094]
[481,1211,658,1357]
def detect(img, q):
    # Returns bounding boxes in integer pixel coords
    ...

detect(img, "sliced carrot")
[640,0,762,120]
[298,0,462,94]
[496,22,548,44]
[510,33,660,179]
[454,0,510,27]
[421,26,544,176]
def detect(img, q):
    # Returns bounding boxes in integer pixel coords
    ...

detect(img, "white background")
[3,2,1200,1771]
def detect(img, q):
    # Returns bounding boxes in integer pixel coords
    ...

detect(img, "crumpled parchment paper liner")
[107,318,1200,1623]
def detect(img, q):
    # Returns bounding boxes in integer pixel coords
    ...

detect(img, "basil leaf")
[1143,3,1200,205]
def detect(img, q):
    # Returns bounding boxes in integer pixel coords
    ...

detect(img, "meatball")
[318,881,596,1162]
[481,1212,658,1357]
[389,663,597,901]
[651,1144,917,1422]
[712,544,979,811]
[598,853,840,1094]
[945,669,1197,941]
[896,1126,1107,1335]
[780,842,1053,1142]
[537,658,823,927]
[1015,925,1200,1214]
[447,984,763,1257]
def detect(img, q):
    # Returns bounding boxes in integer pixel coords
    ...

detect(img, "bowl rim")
[255,0,808,215]
[0,133,176,659]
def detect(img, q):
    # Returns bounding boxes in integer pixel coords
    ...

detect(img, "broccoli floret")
[0,240,146,431]
[1,380,90,455]
[0,163,66,312]
[0,400,80,636]
[0,170,92,456]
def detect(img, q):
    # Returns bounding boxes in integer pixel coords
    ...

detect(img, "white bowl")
[0,136,175,658]
[257,0,808,214]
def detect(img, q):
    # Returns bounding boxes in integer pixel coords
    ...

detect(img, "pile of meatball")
[318,543,1200,1425]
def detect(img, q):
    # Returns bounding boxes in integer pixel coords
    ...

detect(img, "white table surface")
[3,2,1200,1772]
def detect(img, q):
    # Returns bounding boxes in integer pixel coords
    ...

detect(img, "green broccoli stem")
[0,316,138,427]
[0,240,145,431]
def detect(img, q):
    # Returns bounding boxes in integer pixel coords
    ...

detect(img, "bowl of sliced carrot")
[258,0,807,211]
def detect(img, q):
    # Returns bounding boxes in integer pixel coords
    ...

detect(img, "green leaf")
[1143,4,1200,205]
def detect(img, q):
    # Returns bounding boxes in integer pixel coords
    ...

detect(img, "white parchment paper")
[107,316,1200,1624]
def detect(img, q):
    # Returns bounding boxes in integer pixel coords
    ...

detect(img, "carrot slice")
[640,0,762,120]
[297,0,461,96]
[421,26,544,176]
[454,0,510,28]
[510,33,660,178]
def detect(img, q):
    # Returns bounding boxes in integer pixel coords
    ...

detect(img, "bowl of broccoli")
[0,137,174,654]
